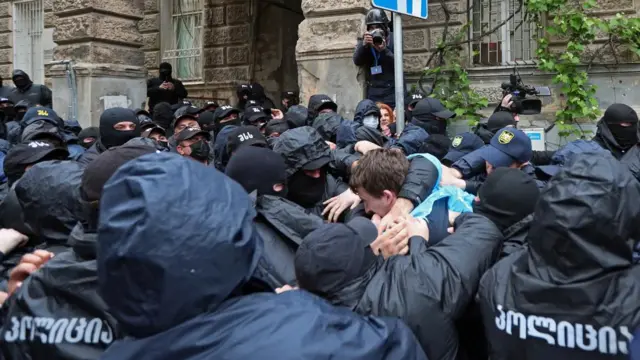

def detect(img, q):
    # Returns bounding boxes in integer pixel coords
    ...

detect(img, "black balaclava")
[159,62,172,82]
[12,70,32,91]
[473,167,540,232]
[99,108,142,149]
[487,112,517,133]
[287,167,326,208]
[198,110,216,133]
[225,146,288,197]
[603,103,639,150]
[78,126,100,149]
[152,102,174,130]
[0,104,15,121]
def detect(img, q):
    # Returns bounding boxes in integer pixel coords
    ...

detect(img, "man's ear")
[382,189,397,205]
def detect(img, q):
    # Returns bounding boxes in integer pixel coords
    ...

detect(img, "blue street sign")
[371,0,429,19]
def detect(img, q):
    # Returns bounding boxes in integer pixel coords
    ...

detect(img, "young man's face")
[355,187,396,217]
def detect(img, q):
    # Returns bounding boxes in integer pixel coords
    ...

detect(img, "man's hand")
[8,250,54,296]
[406,217,430,241]
[378,198,414,235]
[0,229,28,255]
[325,141,337,151]
[371,219,410,259]
[363,32,374,47]
[440,168,466,189]
[448,211,462,226]
[355,140,382,154]
[442,166,463,179]
[501,94,514,109]
[323,189,361,223]
[164,82,175,90]
[270,109,284,120]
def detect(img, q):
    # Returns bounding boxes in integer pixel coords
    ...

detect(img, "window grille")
[13,0,45,83]
[470,0,539,66]
[162,0,204,81]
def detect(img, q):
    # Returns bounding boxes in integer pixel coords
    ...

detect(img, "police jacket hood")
[97,153,262,338]
[15,160,85,246]
[312,112,343,142]
[213,124,238,171]
[285,105,308,128]
[527,153,639,283]
[353,100,381,125]
[273,126,331,177]
[96,153,427,360]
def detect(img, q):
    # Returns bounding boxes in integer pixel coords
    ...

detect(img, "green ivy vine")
[418,0,640,137]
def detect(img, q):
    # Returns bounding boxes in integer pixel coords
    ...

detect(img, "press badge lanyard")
[370,47,382,75]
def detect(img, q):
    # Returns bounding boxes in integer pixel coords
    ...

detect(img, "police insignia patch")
[498,131,514,145]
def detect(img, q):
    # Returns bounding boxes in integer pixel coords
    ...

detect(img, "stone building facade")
[0,0,637,131]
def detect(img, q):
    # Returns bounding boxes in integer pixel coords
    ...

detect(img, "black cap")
[265,118,289,136]
[244,106,269,124]
[227,126,268,154]
[174,106,200,120]
[405,92,424,108]
[244,99,260,110]
[412,98,455,119]
[603,103,639,125]
[487,111,517,133]
[214,105,240,122]
[295,217,379,296]
[443,132,485,164]
[0,97,13,104]
[23,106,62,125]
[141,126,166,138]
[175,127,211,142]
[81,143,159,202]
[4,141,70,185]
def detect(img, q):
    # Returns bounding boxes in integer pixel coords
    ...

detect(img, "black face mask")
[189,140,210,161]
[101,128,139,149]
[81,139,96,149]
[157,140,169,151]
[287,169,326,208]
[14,78,29,89]
[159,70,171,81]
[1,107,15,119]
[609,123,638,150]
[412,114,447,136]
[15,111,26,121]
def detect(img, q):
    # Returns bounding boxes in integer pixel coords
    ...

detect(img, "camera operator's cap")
[478,127,532,168]
[244,106,269,124]
[535,139,607,178]
[175,127,211,143]
[412,98,455,119]
[602,103,639,125]
[214,105,240,122]
[227,126,268,154]
[295,217,378,296]
[443,132,485,164]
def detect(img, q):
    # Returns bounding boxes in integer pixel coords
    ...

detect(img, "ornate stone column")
[296,0,369,119]
[50,0,146,127]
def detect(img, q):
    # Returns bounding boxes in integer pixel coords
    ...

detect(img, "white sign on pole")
[371,0,429,19]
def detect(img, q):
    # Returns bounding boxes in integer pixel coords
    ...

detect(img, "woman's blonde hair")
[376,102,395,124]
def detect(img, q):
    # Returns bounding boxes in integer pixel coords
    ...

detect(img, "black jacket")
[0,83,13,99]
[147,76,188,113]
[8,70,52,108]
[500,213,533,260]
[0,223,119,360]
[478,154,640,360]
[254,194,325,284]
[593,118,640,181]
[77,141,107,167]
[353,36,396,107]
[355,214,504,360]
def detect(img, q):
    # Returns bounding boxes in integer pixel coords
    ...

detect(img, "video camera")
[500,73,551,115]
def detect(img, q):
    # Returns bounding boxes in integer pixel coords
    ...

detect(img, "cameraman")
[353,8,397,108]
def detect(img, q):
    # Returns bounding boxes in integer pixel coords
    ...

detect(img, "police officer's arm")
[398,157,439,208]
[147,78,163,96]
[173,79,188,99]
[531,150,555,166]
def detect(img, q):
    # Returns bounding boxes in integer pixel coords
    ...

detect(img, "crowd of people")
[0,59,637,360]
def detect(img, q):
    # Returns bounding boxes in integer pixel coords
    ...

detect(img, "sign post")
[392,13,405,133]
[371,0,429,134]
